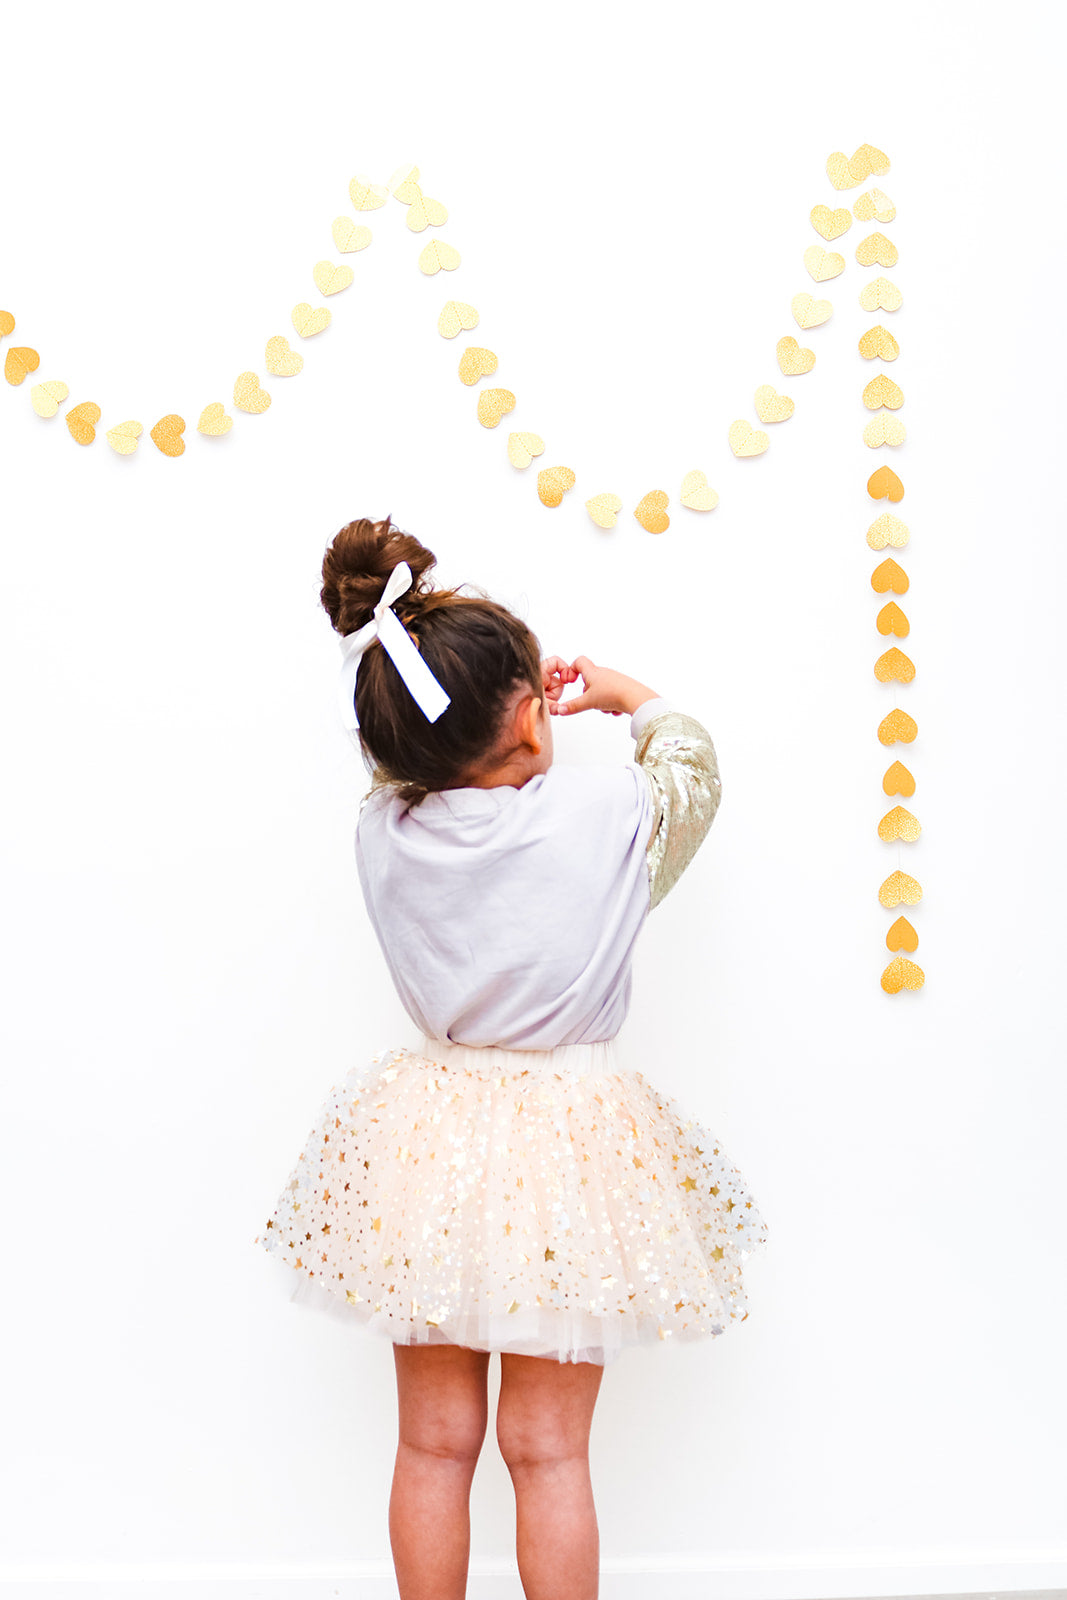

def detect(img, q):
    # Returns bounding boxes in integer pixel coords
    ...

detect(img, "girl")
[255,514,768,1600]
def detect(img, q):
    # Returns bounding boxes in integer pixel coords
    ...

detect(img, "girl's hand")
[540,656,579,714]
[557,656,661,718]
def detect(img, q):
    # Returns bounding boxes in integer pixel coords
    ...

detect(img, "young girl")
[255,513,769,1600]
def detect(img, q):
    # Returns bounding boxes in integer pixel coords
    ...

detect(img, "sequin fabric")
[636,711,723,909]
[255,1035,768,1365]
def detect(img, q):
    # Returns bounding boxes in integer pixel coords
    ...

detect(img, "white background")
[2,0,1065,1595]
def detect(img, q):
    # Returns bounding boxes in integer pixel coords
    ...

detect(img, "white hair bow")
[336,561,451,732]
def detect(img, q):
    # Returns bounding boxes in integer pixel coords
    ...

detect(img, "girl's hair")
[320,514,543,801]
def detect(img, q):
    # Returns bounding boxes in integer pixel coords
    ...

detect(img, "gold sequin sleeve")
[634,710,723,909]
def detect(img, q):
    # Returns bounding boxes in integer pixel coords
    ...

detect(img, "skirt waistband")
[413,1034,621,1079]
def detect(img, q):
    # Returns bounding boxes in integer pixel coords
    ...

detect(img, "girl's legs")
[390,1341,491,1600]
[496,1351,605,1600]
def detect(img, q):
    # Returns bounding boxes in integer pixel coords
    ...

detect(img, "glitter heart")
[331,218,372,253]
[233,372,271,414]
[476,388,515,427]
[150,413,186,456]
[878,805,920,842]
[874,647,915,684]
[291,302,332,338]
[266,335,304,377]
[313,261,354,296]
[871,558,909,594]
[197,402,233,437]
[863,413,906,447]
[754,385,794,423]
[634,490,670,533]
[537,465,575,507]
[867,513,910,550]
[854,188,896,223]
[728,420,769,457]
[860,276,903,312]
[65,400,101,444]
[863,374,904,409]
[458,347,498,385]
[858,324,899,361]
[809,204,852,240]
[679,469,719,512]
[30,379,69,417]
[882,761,915,797]
[585,492,623,528]
[348,173,388,211]
[4,345,39,384]
[876,601,909,637]
[879,870,922,908]
[506,431,544,468]
[877,707,917,745]
[106,419,143,455]
[791,293,832,329]
[867,465,904,502]
[418,239,461,275]
[803,245,845,281]
[776,336,815,375]
[438,301,479,339]
[881,955,924,994]
[856,231,898,268]
[885,916,918,952]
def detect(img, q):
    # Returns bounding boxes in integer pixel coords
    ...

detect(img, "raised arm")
[630,699,723,909]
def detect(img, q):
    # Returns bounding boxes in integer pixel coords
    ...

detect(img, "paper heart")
[871,557,909,594]
[458,346,498,385]
[878,707,918,745]
[438,300,479,339]
[810,204,852,240]
[864,413,907,447]
[197,402,233,437]
[476,387,515,427]
[331,218,372,253]
[879,870,922,908]
[863,373,904,410]
[827,144,890,189]
[679,469,719,511]
[882,760,915,797]
[858,324,899,361]
[313,260,354,296]
[880,955,924,994]
[874,647,915,684]
[856,231,898,268]
[150,413,186,457]
[348,173,388,210]
[886,916,918,953]
[754,384,794,423]
[106,419,144,455]
[30,379,69,417]
[867,465,904,501]
[0,310,14,336]
[867,513,910,550]
[65,400,101,444]
[537,465,576,507]
[878,804,920,842]
[859,276,903,312]
[234,372,271,413]
[266,335,304,376]
[507,430,544,468]
[803,244,845,281]
[388,162,420,198]
[634,490,670,534]
[728,419,769,457]
[854,187,896,223]
[585,492,623,528]
[4,345,39,384]
[291,302,331,338]
[776,336,815,375]
[418,239,461,275]
[405,192,448,232]
[791,293,832,329]
[876,601,910,637]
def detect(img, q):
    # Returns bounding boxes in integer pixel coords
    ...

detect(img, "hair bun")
[320,514,437,636]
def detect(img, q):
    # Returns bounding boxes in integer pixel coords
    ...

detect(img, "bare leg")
[496,1351,605,1600]
[389,1341,491,1600]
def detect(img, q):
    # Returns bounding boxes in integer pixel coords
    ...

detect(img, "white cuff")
[629,697,677,739]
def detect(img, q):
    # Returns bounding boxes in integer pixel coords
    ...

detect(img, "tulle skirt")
[254,1034,769,1365]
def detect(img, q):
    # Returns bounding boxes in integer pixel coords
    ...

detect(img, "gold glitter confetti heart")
[881,955,924,993]
[874,647,915,684]
[886,915,918,952]
[827,144,890,189]
[776,336,815,375]
[292,302,331,338]
[810,204,852,240]
[883,760,915,796]
[150,414,186,457]
[856,231,898,268]
[106,419,143,455]
[507,430,544,468]
[405,192,448,232]
[754,384,794,423]
[537,465,575,507]
[863,374,904,409]
[65,400,100,444]
[0,310,14,336]
[438,300,479,338]
[868,465,904,501]
[634,490,670,533]
[791,293,832,329]
[854,188,896,223]
[585,492,623,528]
[4,345,39,384]
[234,372,271,414]
[864,413,907,447]
[266,335,304,377]
[457,346,498,385]
[331,218,372,253]
[389,163,422,201]
[871,557,909,594]
[729,420,769,457]
[197,402,233,437]
[878,707,917,745]
[418,239,461,275]
[313,260,354,297]
[860,276,903,312]
[878,804,920,841]
[348,173,388,211]
[803,245,845,282]
[30,379,69,417]
[877,601,910,637]
[477,388,515,428]
[879,870,922,907]
[867,513,910,550]
[679,469,719,511]
[859,324,900,361]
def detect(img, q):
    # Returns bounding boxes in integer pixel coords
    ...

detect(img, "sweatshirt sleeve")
[630,701,723,909]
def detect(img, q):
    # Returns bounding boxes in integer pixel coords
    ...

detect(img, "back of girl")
[255,513,769,1600]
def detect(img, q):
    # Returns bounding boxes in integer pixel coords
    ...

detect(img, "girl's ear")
[520,695,543,752]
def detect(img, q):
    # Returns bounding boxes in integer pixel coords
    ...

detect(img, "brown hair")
[320,514,543,801]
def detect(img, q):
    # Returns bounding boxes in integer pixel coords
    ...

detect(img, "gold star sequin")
[544,1247,555,1261]
[682,1175,697,1192]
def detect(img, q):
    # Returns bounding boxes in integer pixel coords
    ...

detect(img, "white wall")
[2,1,1065,1595]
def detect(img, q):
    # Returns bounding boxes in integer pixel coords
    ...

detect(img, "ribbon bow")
[336,561,451,732]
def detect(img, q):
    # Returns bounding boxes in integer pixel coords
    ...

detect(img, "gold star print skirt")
[254,1034,769,1365]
